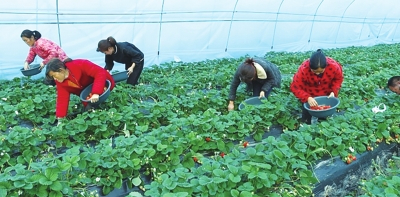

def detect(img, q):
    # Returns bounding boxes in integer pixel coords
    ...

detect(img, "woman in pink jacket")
[21,29,70,85]
[21,29,69,70]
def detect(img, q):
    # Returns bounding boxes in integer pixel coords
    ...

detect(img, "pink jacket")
[25,38,68,65]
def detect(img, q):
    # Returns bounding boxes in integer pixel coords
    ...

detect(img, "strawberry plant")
[1,43,400,196]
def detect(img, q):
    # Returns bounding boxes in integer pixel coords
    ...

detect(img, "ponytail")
[21,29,42,40]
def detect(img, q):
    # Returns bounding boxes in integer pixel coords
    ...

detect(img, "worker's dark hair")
[21,29,42,40]
[309,49,327,70]
[97,36,117,52]
[238,58,256,84]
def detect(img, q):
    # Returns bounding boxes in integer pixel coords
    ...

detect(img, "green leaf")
[78,124,88,132]
[50,181,63,191]
[147,148,156,157]
[13,180,25,188]
[0,189,7,197]
[33,97,43,103]
[217,140,226,151]
[228,174,241,183]
[198,176,212,185]
[114,178,123,189]
[207,182,218,195]
[128,192,143,197]
[238,182,254,191]
[103,185,113,195]
[22,149,33,162]
[227,165,239,175]
[231,189,240,197]
[212,169,225,177]
[245,148,256,157]
[38,187,48,197]
[39,177,52,185]
[162,178,177,190]
[248,162,271,169]
[132,177,142,186]
[333,137,342,145]
[45,168,59,182]
[163,192,189,197]
[156,143,168,151]
[273,150,283,160]
[239,191,253,197]
[213,177,227,184]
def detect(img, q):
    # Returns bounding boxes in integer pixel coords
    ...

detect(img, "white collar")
[114,45,118,54]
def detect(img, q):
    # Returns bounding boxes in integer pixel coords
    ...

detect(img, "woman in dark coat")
[228,57,282,111]
[97,36,144,86]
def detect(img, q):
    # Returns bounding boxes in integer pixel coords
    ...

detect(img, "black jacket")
[228,57,282,101]
[104,42,144,70]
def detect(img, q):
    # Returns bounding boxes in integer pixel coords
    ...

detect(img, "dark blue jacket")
[104,42,144,70]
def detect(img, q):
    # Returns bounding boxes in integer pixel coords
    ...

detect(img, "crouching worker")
[45,58,115,123]
[387,76,400,95]
[290,49,344,124]
[228,57,282,111]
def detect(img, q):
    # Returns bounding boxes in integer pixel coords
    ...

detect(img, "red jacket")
[55,59,115,118]
[290,57,344,103]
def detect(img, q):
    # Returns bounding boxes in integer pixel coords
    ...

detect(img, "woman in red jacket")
[45,58,115,121]
[290,49,344,124]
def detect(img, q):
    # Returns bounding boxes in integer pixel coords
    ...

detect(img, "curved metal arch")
[157,0,166,56]
[271,0,285,49]
[334,0,356,43]
[56,0,62,47]
[224,0,239,52]
[391,18,400,41]
[308,0,325,43]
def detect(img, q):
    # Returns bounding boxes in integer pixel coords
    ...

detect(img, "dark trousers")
[252,80,273,98]
[301,104,312,124]
[43,78,56,86]
[126,60,144,86]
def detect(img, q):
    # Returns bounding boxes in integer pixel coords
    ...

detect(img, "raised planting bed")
[313,142,399,196]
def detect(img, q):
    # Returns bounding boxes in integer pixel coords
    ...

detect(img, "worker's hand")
[307,97,318,106]
[127,64,135,76]
[259,91,265,98]
[57,118,64,126]
[39,62,45,70]
[24,62,30,70]
[228,101,235,111]
[90,94,100,103]
[328,92,335,98]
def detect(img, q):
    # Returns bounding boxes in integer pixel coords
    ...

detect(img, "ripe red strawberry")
[352,156,357,161]
[193,157,198,162]
[219,152,225,158]
[243,141,249,148]
[346,158,352,164]
[205,137,211,142]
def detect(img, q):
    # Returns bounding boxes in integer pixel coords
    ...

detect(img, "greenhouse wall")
[1,0,400,80]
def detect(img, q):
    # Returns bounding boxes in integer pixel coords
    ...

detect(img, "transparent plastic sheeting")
[1,0,400,80]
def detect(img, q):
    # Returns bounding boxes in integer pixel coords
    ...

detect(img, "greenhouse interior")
[1,0,400,197]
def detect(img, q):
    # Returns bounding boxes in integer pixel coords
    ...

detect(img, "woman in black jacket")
[97,36,144,86]
[228,57,282,111]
